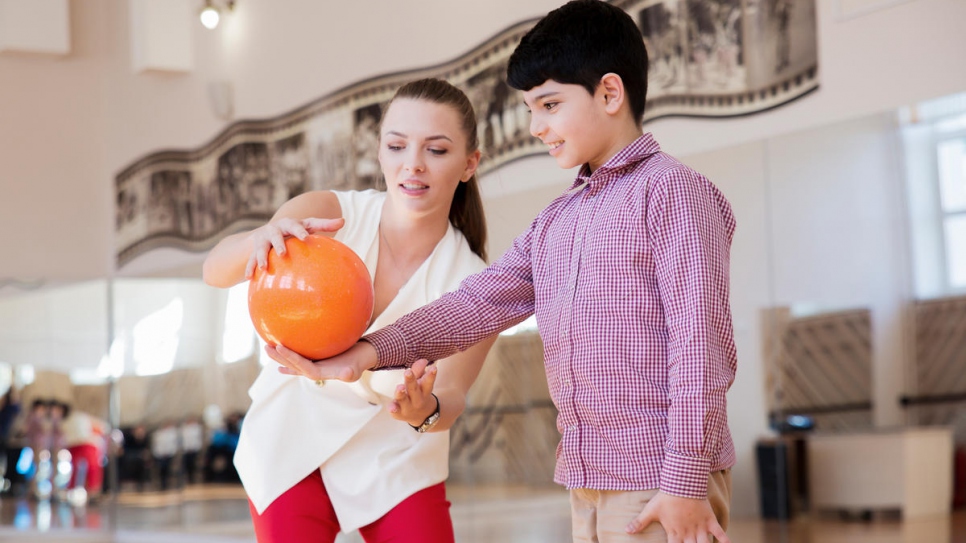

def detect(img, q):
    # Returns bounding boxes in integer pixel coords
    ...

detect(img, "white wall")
[0,0,226,283]
[681,111,912,516]
[220,0,565,121]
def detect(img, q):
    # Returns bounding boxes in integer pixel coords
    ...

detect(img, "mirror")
[0,281,112,534]
[0,275,572,542]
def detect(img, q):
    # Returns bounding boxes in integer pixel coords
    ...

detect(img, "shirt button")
[568,425,577,432]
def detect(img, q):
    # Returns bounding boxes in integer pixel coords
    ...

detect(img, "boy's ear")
[598,73,626,116]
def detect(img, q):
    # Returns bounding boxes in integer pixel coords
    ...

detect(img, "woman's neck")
[378,204,449,267]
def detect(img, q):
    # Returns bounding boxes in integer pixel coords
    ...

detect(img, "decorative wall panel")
[114,0,819,266]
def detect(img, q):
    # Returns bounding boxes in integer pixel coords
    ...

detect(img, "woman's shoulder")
[277,190,342,220]
[332,190,385,246]
[333,189,386,213]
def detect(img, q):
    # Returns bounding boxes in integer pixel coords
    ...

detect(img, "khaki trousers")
[570,469,732,543]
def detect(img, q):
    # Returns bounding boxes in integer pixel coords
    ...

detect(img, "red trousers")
[67,444,103,494]
[249,469,454,543]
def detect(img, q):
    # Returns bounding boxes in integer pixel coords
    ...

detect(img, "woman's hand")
[388,359,439,427]
[245,217,345,278]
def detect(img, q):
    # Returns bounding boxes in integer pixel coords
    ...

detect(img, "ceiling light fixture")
[199,0,235,30]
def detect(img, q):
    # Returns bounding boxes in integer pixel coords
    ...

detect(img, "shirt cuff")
[362,326,411,370]
[660,450,712,500]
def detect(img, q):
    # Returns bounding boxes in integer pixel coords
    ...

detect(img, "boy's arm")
[365,233,535,369]
[648,168,737,501]
[367,225,537,368]
[269,224,538,382]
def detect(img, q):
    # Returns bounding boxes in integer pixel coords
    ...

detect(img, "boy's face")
[523,79,613,171]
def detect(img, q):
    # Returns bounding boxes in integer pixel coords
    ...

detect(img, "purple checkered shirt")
[365,133,737,499]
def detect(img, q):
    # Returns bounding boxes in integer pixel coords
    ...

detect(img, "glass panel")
[937,137,966,213]
[0,281,113,534]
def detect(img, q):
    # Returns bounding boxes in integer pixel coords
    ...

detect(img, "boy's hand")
[626,491,730,543]
[266,341,377,383]
[388,359,438,426]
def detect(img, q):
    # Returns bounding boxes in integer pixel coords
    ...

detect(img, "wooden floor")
[0,483,963,542]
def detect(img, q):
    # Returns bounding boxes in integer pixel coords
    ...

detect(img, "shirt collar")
[569,133,662,191]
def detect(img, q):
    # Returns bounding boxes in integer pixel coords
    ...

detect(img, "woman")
[203,78,495,543]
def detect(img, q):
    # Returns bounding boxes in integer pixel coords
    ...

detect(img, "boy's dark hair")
[507,0,649,123]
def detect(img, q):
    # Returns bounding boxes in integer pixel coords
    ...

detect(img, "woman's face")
[378,98,480,219]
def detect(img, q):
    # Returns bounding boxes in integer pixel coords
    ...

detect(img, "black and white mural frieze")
[115,0,817,266]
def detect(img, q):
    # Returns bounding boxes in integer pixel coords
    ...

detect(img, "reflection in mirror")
[0,269,567,541]
[110,278,257,535]
[0,281,112,535]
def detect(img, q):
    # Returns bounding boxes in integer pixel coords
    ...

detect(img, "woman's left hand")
[388,359,439,427]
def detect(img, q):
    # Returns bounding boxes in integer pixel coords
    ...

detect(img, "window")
[937,136,966,288]
[901,91,966,297]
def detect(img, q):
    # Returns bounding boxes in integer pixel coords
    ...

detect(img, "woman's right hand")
[245,217,345,278]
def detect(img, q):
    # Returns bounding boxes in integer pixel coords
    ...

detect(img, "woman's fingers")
[244,252,258,279]
[419,364,438,395]
[268,227,287,259]
[404,368,421,399]
[303,217,345,233]
[249,218,341,280]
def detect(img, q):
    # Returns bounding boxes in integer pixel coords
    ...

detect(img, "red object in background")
[248,234,374,360]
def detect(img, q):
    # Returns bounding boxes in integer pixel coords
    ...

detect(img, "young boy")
[268,1,736,541]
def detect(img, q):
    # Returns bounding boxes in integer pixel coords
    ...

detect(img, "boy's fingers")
[625,511,654,534]
[709,523,730,543]
[268,344,318,380]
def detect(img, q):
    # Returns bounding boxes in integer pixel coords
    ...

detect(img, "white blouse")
[233,190,486,532]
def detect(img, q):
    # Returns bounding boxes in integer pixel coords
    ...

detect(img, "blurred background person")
[60,403,109,501]
[179,416,204,486]
[151,420,179,491]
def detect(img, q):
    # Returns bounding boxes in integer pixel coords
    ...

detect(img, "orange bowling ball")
[248,234,374,360]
